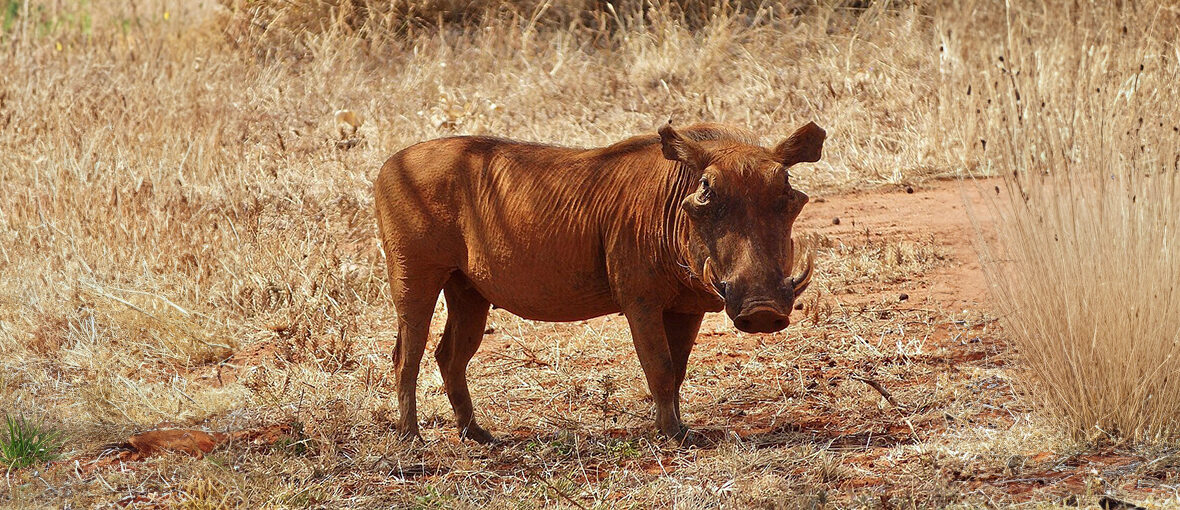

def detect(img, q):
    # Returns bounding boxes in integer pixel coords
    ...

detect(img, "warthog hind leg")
[389,267,449,441]
[436,273,495,444]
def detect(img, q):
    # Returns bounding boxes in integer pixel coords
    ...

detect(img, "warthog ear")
[774,122,826,167]
[659,122,710,169]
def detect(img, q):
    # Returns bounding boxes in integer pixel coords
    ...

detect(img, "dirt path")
[800,178,998,312]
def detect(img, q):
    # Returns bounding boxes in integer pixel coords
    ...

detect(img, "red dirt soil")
[799,179,997,311]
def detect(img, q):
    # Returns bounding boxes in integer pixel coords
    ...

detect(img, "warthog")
[375,121,825,443]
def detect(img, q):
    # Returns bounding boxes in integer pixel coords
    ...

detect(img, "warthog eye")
[697,178,713,204]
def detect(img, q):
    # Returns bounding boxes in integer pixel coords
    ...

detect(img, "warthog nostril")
[733,308,790,334]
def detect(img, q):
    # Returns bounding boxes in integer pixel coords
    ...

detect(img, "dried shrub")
[956,1,1180,442]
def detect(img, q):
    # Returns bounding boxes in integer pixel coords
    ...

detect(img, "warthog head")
[661,121,825,333]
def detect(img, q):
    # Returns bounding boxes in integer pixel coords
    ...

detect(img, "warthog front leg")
[663,311,704,422]
[623,306,688,441]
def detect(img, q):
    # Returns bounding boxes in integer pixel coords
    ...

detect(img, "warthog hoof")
[666,426,712,448]
[460,424,497,445]
[674,427,707,448]
[396,423,423,443]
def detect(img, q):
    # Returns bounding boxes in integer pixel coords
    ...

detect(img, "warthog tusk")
[702,257,724,297]
[791,250,814,296]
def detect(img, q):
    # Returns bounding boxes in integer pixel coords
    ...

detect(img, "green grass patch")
[1,414,64,470]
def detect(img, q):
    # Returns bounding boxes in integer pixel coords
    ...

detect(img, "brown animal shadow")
[690,422,920,451]
[486,420,917,452]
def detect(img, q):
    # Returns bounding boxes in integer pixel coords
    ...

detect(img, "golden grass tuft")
[954,2,1180,442]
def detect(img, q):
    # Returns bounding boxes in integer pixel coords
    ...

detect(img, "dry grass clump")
[952,2,1180,441]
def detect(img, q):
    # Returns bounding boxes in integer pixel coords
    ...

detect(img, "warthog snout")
[713,272,794,333]
[725,280,795,333]
[705,250,814,334]
[734,305,791,333]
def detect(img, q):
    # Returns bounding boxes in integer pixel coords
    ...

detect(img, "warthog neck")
[661,163,713,294]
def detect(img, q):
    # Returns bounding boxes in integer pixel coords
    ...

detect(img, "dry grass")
[1,0,1179,507]
[952,2,1180,443]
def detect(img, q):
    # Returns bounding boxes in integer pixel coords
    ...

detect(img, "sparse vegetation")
[960,2,1180,443]
[0,0,1178,507]
[1,414,64,470]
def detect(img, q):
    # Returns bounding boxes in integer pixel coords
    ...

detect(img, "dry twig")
[850,374,907,410]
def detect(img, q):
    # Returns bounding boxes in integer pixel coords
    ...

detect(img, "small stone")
[794,302,804,310]
[832,217,841,225]
[484,327,496,334]
[905,186,914,194]
[899,293,909,302]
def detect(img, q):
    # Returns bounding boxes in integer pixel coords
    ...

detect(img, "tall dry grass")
[945,1,1180,442]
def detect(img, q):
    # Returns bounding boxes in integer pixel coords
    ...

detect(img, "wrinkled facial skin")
[683,161,810,333]
[662,122,825,334]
